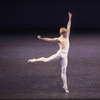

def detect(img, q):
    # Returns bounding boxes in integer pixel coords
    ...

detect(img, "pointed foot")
[28,59,36,63]
[63,85,69,93]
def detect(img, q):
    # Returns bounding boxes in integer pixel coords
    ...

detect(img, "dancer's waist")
[58,47,69,53]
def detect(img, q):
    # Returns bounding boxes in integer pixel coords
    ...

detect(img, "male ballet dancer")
[28,12,72,93]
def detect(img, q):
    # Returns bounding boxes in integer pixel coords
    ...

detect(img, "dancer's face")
[59,27,67,35]
[60,33,66,38]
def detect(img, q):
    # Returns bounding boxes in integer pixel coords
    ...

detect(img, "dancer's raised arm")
[37,35,60,42]
[66,12,72,38]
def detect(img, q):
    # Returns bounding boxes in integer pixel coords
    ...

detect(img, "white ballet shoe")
[63,85,69,93]
[28,59,36,62]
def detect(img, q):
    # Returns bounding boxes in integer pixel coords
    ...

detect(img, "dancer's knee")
[61,72,66,78]
[61,68,66,75]
[41,57,49,62]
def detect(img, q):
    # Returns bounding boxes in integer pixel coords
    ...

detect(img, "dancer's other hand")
[68,12,72,18]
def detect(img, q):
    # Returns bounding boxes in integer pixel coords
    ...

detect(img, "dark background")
[0,1,100,99]
[0,0,100,33]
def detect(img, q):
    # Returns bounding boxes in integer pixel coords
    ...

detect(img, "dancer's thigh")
[60,57,68,68]
[46,51,61,62]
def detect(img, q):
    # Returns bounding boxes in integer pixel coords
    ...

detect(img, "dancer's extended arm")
[37,35,60,42]
[66,12,72,38]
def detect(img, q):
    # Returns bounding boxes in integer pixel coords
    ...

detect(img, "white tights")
[28,49,69,92]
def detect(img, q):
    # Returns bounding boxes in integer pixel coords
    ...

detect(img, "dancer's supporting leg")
[60,58,69,93]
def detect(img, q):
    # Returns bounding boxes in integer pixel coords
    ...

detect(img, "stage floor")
[0,32,100,99]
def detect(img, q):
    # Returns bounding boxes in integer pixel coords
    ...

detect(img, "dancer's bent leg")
[60,58,69,93]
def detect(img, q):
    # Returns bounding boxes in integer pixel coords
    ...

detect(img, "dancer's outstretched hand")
[37,35,41,39]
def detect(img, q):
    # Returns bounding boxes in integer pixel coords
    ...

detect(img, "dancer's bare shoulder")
[58,36,66,43]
